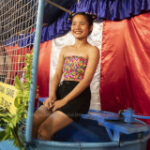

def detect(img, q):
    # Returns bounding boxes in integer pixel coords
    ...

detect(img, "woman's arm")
[52,46,99,111]
[43,47,65,108]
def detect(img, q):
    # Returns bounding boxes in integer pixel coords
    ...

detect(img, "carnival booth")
[0,0,150,150]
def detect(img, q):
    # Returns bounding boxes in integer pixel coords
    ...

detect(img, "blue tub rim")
[32,132,150,148]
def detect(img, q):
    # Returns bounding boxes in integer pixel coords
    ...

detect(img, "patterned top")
[63,56,88,80]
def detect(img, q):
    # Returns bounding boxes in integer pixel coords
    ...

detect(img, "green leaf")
[14,97,20,107]
[0,52,34,149]
[14,76,24,91]
[0,131,5,141]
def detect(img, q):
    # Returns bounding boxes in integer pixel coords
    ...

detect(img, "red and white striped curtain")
[37,12,150,125]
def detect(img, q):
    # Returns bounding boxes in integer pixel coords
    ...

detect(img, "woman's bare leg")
[32,105,52,138]
[37,111,73,140]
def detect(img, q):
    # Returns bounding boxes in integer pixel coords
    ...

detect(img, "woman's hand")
[43,94,56,110]
[52,99,67,112]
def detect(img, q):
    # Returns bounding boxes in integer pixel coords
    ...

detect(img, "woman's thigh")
[38,111,73,139]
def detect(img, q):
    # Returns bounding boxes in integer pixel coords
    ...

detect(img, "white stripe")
[88,22,103,110]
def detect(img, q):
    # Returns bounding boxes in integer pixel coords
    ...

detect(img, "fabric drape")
[100,12,150,124]
[37,40,52,98]
[5,0,150,47]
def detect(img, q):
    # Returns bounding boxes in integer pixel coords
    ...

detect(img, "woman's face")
[71,15,92,40]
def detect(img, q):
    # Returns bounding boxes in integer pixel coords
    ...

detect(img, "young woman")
[32,12,100,140]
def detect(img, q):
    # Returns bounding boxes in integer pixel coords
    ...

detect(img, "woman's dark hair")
[70,12,97,27]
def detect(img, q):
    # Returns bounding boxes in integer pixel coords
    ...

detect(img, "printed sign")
[0,82,17,114]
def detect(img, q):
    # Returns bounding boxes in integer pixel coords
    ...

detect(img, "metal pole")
[45,0,73,15]
[25,0,44,143]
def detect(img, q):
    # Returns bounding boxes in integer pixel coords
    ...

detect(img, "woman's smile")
[73,30,83,34]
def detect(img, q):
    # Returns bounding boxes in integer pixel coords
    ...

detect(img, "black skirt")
[56,81,91,122]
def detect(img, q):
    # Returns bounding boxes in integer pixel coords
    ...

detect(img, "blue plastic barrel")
[1,111,150,150]
[27,117,150,150]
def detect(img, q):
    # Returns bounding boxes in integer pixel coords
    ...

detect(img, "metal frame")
[25,0,44,143]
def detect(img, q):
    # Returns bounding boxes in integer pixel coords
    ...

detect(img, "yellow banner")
[0,82,17,114]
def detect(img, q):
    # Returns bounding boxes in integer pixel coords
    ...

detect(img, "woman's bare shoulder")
[61,45,74,55]
[61,45,72,52]
[62,45,73,50]
[88,45,99,56]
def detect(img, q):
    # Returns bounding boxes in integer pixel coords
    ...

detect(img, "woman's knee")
[33,112,39,123]
[34,105,50,120]
[33,109,46,126]
[38,124,52,140]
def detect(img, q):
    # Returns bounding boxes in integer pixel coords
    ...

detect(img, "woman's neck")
[74,39,88,49]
